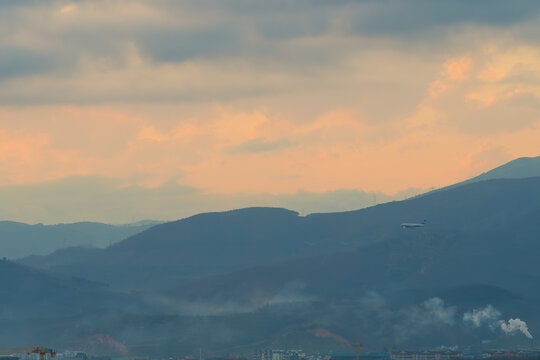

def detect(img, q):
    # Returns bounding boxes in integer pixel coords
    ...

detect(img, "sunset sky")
[2,1,540,223]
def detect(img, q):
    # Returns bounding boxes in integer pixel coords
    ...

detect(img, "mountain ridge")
[0,220,162,259]
[19,176,540,295]
[434,155,540,192]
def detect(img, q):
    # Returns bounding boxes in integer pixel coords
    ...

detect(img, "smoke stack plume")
[463,305,534,340]
[463,305,501,327]
[499,318,533,339]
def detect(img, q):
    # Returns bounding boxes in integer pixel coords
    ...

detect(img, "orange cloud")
[467,91,496,108]
[0,129,49,162]
[1,40,540,199]
[443,56,472,80]
[138,126,168,142]
[59,4,77,15]
[428,80,448,99]
[0,101,539,199]
[477,66,506,82]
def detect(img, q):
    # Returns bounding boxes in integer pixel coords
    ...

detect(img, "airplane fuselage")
[400,220,426,228]
[400,223,425,228]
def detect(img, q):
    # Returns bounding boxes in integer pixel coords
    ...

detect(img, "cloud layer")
[1,1,540,222]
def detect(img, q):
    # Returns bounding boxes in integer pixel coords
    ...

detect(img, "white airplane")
[400,220,426,228]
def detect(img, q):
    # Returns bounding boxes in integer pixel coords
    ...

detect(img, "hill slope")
[470,156,540,181]
[20,208,315,290]
[175,177,540,304]
[438,156,540,192]
[0,259,148,319]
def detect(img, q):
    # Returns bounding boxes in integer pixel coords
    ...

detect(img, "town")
[3,348,540,360]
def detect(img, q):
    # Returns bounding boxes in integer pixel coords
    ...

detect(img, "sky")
[2,0,540,223]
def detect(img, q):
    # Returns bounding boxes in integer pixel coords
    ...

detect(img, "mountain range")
[0,220,161,259]
[4,156,540,356]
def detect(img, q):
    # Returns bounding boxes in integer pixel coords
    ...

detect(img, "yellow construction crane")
[0,347,56,360]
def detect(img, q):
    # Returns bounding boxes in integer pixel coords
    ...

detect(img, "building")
[330,353,390,360]
[390,350,462,360]
[254,349,307,360]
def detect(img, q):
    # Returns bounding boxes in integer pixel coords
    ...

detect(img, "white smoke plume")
[423,297,456,325]
[499,318,533,339]
[392,297,457,343]
[463,304,501,328]
[463,305,533,339]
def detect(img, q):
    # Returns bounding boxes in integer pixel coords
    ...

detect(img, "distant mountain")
[20,200,466,291]
[175,177,540,305]
[18,156,540,283]
[20,208,323,290]
[20,176,540,298]
[0,220,161,259]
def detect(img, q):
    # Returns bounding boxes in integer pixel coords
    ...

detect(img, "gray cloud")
[137,27,243,63]
[1,0,539,143]
[340,0,540,37]
[165,1,540,37]
[1,0,539,92]
[0,48,56,81]
[229,137,297,153]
